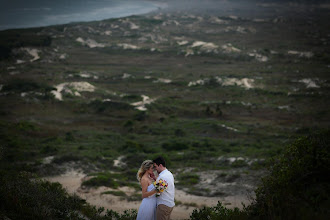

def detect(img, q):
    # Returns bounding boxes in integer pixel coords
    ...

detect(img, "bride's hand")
[150,173,156,181]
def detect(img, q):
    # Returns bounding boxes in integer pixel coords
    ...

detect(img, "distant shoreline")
[0,0,167,31]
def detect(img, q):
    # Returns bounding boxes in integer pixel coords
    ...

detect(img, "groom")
[153,156,175,220]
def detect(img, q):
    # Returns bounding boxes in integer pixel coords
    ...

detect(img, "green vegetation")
[0,171,137,220]
[191,202,247,220]
[177,173,200,186]
[82,172,139,190]
[1,131,328,219]
[0,1,329,218]
[191,130,330,219]
[102,190,126,197]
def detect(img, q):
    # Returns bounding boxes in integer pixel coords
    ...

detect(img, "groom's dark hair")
[153,156,166,167]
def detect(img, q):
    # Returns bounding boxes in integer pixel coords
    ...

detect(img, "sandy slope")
[45,169,250,220]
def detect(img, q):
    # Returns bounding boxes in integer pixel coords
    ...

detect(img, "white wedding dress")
[136,184,157,220]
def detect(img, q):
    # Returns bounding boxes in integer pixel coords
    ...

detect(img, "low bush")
[82,172,121,188]
[0,170,138,219]
[190,202,247,220]
[101,190,126,197]
[245,129,330,219]
[177,173,200,186]
[162,141,189,151]
[2,79,55,93]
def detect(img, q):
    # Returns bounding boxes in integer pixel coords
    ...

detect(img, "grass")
[101,190,126,197]
[0,1,329,212]
[177,173,200,186]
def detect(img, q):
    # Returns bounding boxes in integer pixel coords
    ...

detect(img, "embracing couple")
[136,156,175,220]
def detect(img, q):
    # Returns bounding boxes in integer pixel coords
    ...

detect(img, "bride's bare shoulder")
[140,175,148,184]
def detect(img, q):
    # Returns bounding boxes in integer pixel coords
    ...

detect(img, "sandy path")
[45,169,250,220]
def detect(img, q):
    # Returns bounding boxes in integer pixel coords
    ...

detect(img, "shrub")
[88,100,133,113]
[162,141,189,151]
[190,202,247,220]
[177,173,200,186]
[82,173,120,188]
[101,190,126,197]
[0,29,51,60]
[245,129,330,219]
[2,79,54,93]
[0,171,85,219]
[121,140,144,153]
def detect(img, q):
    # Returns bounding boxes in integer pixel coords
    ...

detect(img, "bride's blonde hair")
[137,160,154,182]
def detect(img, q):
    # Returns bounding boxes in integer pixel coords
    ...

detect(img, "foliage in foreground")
[191,129,330,220]
[190,202,247,220]
[0,172,137,220]
[245,129,330,219]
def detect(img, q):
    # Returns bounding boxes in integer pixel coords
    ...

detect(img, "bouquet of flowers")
[153,178,168,197]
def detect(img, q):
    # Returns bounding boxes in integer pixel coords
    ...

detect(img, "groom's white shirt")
[156,169,175,207]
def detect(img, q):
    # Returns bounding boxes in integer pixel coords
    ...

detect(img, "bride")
[136,160,157,220]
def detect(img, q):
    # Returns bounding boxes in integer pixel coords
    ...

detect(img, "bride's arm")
[141,178,157,198]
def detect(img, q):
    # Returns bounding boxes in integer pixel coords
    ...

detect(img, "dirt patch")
[45,168,255,220]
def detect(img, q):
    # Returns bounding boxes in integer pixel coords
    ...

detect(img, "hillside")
[0,1,329,219]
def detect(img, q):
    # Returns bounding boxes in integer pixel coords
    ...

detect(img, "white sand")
[185,48,194,57]
[228,15,239,20]
[51,82,95,101]
[117,43,140,50]
[153,78,172,84]
[76,37,105,48]
[188,77,255,89]
[248,51,268,62]
[45,169,249,220]
[153,15,163,20]
[22,48,40,62]
[220,77,255,89]
[187,41,219,54]
[278,105,290,110]
[177,41,189,46]
[131,95,156,111]
[104,30,112,36]
[191,41,218,50]
[188,79,208,87]
[9,71,20,75]
[221,124,239,132]
[16,60,25,64]
[288,50,313,58]
[298,78,320,88]
[224,26,255,34]
[79,73,92,78]
[241,101,252,106]
[162,20,180,26]
[113,156,126,167]
[43,156,55,164]
[129,22,140,30]
[121,19,140,30]
[222,43,241,53]
[122,73,132,79]
[59,54,67,59]
[209,16,228,24]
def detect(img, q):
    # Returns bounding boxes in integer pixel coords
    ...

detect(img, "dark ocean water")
[0,0,164,30]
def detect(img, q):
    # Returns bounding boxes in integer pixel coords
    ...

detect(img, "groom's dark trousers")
[156,204,173,220]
